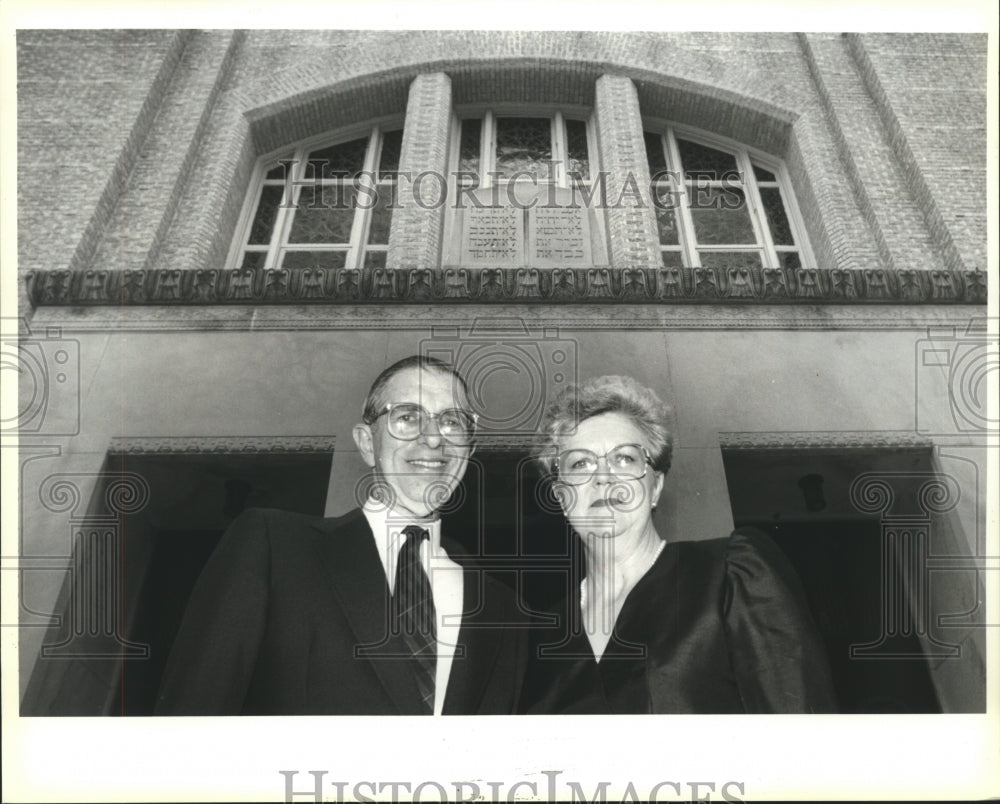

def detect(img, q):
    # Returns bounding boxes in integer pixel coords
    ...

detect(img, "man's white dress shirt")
[362,499,464,715]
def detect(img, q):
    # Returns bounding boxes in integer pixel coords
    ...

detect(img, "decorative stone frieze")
[25,266,987,306]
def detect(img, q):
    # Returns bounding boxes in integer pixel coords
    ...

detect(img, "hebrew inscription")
[530,206,591,265]
[461,206,522,264]
[459,203,594,266]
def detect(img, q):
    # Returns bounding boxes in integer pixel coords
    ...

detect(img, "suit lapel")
[318,509,425,716]
[441,564,507,715]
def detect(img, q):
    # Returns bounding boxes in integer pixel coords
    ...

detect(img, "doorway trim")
[108,435,337,454]
[719,429,932,450]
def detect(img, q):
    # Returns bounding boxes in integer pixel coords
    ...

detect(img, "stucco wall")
[18,307,989,700]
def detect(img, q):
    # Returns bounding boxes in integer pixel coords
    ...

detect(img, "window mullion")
[738,151,777,269]
[776,162,814,269]
[346,128,380,270]
[483,111,496,189]
[665,128,700,268]
[449,113,462,182]
[240,180,269,269]
[553,111,566,188]
[586,112,599,185]
[443,114,463,267]
[266,146,306,271]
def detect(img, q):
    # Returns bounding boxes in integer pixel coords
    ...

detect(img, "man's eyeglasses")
[372,403,477,446]
[553,443,653,486]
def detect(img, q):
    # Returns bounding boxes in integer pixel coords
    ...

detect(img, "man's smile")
[407,457,450,470]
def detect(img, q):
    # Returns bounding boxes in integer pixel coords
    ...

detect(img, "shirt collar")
[363,496,443,553]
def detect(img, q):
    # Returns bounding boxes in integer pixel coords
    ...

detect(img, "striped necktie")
[392,525,436,714]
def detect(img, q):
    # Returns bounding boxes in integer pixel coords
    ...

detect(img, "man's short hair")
[361,355,471,425]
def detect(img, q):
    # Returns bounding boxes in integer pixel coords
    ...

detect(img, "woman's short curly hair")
[534,375,675,476]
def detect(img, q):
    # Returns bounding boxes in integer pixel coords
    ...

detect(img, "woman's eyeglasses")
[553,443,653,485]
[372,403,477,446]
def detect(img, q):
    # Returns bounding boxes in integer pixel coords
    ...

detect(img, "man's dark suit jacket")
[155,507,529,715]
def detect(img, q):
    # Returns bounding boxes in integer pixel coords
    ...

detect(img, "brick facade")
[387,72,452,274]
[16,31,989,309]
[594,74,661,272]
[850,33,988,273]
[12,31,991,725]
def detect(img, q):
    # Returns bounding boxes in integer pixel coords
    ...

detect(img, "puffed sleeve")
[723,527,839,713]
[154,508,271,714]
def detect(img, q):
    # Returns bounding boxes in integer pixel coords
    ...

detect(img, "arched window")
[445,107,608,267]
[230,123,403,273]
[644,124,812,271]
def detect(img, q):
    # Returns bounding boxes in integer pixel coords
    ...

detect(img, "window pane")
[265,163,288,181]
[459,118,482,174]
[288,187,357,243]
[661,251,683,268]
[239,251,267,271]
[307,137,369,179]
[689,187,756,244]
[364,251,387,271]
[379,130,403,179]
[760,187,795,245]
[565,119,590,180]
[280,251,348,271]
[495,117,551,179]
[778,251,801,270]
[248,185,284,245]
[654,204,680,246]
[698,251,763,271]
[294,184,353,211]
[677,138,738,180]
[752,163,777,183]
[366,186,393,245]
[644,132,667,173]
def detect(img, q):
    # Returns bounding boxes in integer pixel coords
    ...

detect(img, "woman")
[520,375,838,714]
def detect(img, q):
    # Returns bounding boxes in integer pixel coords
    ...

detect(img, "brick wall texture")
[387,72,452,273]
[16,30,990,303]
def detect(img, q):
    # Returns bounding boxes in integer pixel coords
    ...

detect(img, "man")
[155,355,529,715]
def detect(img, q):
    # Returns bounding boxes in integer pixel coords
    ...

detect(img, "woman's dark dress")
[520,527,838,714]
